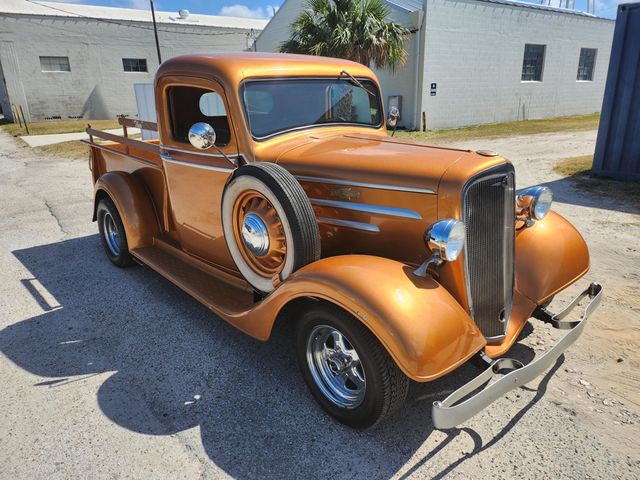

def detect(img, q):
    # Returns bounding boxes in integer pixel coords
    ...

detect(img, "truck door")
[157,76,239,271]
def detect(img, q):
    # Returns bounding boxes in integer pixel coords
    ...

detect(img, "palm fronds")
[279,0,410,71]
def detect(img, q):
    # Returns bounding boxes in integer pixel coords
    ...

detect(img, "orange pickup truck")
[85,52,602,429]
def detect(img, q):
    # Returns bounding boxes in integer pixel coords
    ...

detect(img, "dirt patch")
[554,155,640,208]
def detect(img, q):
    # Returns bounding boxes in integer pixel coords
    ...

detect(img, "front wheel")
[295,303,409,429]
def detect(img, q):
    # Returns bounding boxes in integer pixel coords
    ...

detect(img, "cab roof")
[156,53,378,87]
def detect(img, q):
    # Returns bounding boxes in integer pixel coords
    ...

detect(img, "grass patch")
[554,155,640,209]
[0,119,120,137]
[34,140,90,159]
[553,155,593,176]
[31,132,141,160]
[396,113,600,144]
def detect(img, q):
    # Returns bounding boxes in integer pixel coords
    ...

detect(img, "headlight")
[426,219,466,261]
[518,186,553,220]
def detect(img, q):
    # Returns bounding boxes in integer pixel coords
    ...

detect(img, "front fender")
[515,211,590,305]
[242,255,486,382]
[94,172,159,250]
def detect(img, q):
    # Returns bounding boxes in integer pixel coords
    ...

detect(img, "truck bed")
[82,117,161,169]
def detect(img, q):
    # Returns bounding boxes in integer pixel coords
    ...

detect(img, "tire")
[221,162,320,293]
[96,197,133,268]
[295,303,409,429]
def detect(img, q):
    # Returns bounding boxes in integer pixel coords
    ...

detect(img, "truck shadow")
[2,235,554,479]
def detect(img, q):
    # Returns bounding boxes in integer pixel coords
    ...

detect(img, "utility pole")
[150,0,162,64]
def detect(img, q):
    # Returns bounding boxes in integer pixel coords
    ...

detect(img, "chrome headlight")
[518,186,553,221]
[426,219,466,261]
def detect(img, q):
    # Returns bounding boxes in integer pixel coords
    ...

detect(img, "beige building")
[255,0,615,130]
[0,0,267,121]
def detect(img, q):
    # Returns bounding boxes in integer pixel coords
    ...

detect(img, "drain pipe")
[413,5,426,131]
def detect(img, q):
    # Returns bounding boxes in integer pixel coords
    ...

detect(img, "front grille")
[462,165,515,340]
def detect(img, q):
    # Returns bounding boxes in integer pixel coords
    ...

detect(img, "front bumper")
[432,282,603,429]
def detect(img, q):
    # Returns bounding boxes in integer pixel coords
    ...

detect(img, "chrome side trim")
[310,198,422,220]
[162,157,235,173]
[160,144,240,160]
[317,217,380,232]
[296,175,435,195]
[432,283,603,429]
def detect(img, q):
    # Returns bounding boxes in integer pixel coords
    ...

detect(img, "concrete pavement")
[1,130,638,479]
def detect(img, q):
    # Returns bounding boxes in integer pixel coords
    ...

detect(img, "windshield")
[241,78,382,139]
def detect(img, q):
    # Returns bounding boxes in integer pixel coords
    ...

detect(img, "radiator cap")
[476,150,499,157]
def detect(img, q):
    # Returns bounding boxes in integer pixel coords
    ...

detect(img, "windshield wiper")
[340,70,375,97]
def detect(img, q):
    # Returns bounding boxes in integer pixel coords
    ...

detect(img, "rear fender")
[515,211,590,305]
[94,172,159,250]
[241,255,486,382]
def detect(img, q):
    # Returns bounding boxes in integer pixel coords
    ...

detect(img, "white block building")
[0,0,267,121]
[254,0,615,130]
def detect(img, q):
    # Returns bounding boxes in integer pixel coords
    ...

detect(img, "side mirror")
[387,106,400,128]
[188,122,216,150]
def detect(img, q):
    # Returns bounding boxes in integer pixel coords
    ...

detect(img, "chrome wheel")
[306,325,366,409]
[102,212,121,255]
[241,213,270,256]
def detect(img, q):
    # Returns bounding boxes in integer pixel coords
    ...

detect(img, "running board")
[131,244,254,315]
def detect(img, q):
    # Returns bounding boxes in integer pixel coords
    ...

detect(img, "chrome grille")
[462,165,515,340]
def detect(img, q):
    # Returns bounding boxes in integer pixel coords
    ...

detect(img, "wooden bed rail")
[117,116,158,132]
[84,126,161,170]
[85,127,159,153]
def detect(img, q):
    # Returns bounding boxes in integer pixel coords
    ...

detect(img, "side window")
[167,86,231,147]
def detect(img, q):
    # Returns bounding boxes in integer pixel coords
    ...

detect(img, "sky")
[44,0,623,20]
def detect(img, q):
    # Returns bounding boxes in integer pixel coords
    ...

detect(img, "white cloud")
[218,4,279,19]
[594,0,624,17]
[123,0,151,9]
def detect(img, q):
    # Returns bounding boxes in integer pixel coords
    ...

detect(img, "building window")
[40,56,70,72]
[577,48,597,81]
[521,44,545,82]
[123,58,148,72]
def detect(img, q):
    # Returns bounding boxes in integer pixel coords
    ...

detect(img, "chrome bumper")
[432,283,603,430]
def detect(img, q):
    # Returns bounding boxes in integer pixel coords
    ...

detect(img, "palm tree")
[279,0,409,71]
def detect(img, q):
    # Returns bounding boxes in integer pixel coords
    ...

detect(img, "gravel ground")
[0,129,638,479]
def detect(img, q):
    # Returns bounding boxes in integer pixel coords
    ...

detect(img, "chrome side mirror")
[188,122,216,150]
[387,106,400,128]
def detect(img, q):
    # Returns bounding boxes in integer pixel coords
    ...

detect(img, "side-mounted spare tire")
[221,162,321,293]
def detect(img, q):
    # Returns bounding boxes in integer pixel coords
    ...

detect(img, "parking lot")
[1,129,638,479]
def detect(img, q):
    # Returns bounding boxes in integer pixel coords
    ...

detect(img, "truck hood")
[274,132,474,193]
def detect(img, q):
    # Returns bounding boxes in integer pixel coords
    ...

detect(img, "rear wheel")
[295,303,409,429]
[97,197,133,267]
